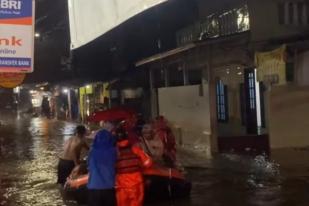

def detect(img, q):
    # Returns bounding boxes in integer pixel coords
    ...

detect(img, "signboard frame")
[0,72,25,88]
[0,0,35,73]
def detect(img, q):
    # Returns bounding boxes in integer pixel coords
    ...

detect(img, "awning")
[135,31,251,67]
[135,43,196,67]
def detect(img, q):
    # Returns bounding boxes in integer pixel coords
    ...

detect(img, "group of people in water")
[57,116,177,206]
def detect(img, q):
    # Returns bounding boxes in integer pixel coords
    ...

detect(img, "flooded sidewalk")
[1,116,309,206]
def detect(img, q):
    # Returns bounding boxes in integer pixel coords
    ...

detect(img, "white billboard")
[68,0,167,49]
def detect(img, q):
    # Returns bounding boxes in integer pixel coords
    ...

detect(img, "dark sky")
[25,0,199,84]
[26,0,71,83]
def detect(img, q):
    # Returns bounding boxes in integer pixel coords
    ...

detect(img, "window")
[307,2,309,24]
[216,80,229,122]
[278,3,285,24]
[218,6,250,36]
[188,69,202,85]
[286,62,294,82]
[169,65,184,87]
[177,4,250,46]
[153,68,165,88]
[248,72,256,110]
[288,2,294,24]
[236,6,250,31]
[297,2,304,25]
[278,1,308,25]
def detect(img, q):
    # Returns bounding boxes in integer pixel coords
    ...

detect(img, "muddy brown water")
[1,114,309,206]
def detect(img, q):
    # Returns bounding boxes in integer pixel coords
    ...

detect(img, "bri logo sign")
[0,0,22,10]
[0,36,22,46]
[0,0,34,73]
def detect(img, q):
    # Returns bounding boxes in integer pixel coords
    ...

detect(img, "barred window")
[278,3,285,24]
[297,2,304,25]
[307,2,309,23]
[288,2,294,24]
[278,1,308,26]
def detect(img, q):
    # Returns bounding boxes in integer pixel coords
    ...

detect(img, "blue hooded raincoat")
[87,129,117,190]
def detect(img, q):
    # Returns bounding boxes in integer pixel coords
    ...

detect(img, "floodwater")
[1,114,309,206]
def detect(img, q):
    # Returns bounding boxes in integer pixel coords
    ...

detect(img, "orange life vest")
[116,143,141,174]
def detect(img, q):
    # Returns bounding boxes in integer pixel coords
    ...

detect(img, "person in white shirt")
[139,124,164,164]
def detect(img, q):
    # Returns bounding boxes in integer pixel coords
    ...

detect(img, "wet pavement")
[1,114,309,206]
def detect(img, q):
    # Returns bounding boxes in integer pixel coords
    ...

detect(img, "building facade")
[135,0,309,158]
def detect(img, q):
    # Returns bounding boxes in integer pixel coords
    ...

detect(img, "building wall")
[297,51,309,86]
[268,85,309,148]
[248,0,308,41]
[158,84,212,158]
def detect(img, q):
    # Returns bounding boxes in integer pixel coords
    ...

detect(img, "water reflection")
[0,116,77,206]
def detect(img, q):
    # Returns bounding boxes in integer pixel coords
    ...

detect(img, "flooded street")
[0,114,76,206]
[1,115,309,206]
[0,0,308,205]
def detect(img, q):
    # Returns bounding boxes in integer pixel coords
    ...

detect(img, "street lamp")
[62,88,69,94]
[62,88,71,120]
[13,86,20,94]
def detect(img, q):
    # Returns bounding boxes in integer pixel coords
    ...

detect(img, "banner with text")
[255,45,287,85]
[68,0,167,49]
[0,0,35,73]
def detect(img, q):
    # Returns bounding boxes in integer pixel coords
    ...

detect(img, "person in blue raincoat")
[87,121,117,206]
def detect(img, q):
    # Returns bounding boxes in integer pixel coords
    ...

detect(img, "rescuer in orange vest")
[115,123,153,206]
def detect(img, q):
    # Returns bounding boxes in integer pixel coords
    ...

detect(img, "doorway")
[242,68,265,134]
[215,67,269,155]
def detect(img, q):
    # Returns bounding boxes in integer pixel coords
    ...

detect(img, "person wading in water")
[57,125,89,185]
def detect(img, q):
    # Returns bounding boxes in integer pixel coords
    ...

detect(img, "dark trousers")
[88,189,116,206]
[57,158,75,185]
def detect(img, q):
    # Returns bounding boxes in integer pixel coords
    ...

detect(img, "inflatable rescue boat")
[64,165,191,204]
